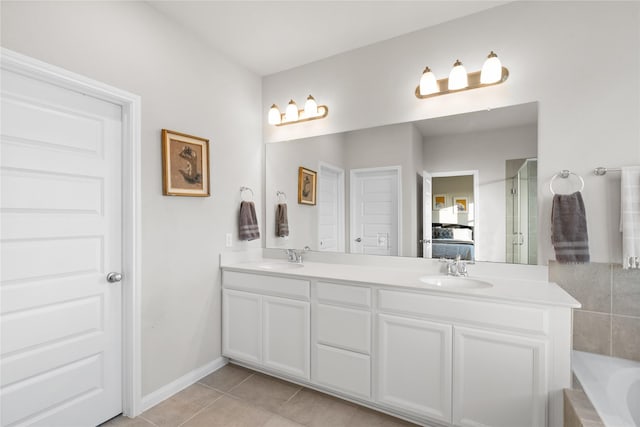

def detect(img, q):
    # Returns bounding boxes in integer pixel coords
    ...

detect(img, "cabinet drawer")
[223,270,310,300]
[316,304,371,354]
[314,344,371,399]
[316,281,371,308]
[378,290,548,335]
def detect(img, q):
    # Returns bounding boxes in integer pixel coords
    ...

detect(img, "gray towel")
[551,191,590,263]
[276,203,289,237]
[239,201,260,241]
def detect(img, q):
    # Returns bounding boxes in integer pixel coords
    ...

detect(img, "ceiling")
[414,102,538,138]
[148,1,509,76]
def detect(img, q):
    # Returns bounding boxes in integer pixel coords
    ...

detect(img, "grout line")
[284,386,303,403]
[226,372,256,394]
[138,414,159,427]
[176,392,226,427]
[610,263,614,356]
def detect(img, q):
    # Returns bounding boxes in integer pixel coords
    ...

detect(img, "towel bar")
[594,167,622,176]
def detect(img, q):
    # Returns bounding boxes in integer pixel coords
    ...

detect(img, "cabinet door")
[222,289,261,364]
[262,295,310,380]
[376,314,452,423]
[453,327,547,427]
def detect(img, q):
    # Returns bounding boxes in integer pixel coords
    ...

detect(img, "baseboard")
[140,357,228,413]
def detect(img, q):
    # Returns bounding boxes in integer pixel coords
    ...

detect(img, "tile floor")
[102,364,418,427]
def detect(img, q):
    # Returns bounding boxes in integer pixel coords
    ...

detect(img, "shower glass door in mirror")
[265,102,539,265]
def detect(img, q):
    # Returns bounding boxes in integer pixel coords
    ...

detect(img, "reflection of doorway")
[428,170,479,260]
[318,162,345,252]
[506,159,537,264]
[350,166,401,256]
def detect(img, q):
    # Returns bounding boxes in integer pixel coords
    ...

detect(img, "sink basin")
[257,262,304,270]
[419,275,492,289]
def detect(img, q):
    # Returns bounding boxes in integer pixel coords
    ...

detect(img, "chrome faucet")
[446,254,468,277]
[285,247,310,264]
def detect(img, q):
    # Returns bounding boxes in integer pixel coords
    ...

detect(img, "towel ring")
[240,186,254,201]
[549,170,585,195]
[276,191,287,203]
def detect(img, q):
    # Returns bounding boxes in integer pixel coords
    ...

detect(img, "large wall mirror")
[266,102,539,265]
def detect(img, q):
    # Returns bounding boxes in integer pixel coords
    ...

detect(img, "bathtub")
[572,350,640,427]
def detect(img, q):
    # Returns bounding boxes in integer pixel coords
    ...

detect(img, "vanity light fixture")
[267,95,329,126]
[415,51,509,99]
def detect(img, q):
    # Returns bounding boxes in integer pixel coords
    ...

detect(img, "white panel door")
[350,167,400,256]
[222,289,262,365]
[422,171,433,258]
[376,314,452,423]
[453,327,547,427]
[262,295,310,380]
[1,68,123,426]
[317,163,344,252]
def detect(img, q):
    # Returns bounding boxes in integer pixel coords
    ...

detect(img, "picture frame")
[433,194,447,209]
[298,166,317,205]
[161,129,210,197]
[454,197,468,213]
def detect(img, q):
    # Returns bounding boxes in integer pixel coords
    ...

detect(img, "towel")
[621,166,640,269]
[276,203,289,237]
[239,201,260,241]
[551,191,590,263]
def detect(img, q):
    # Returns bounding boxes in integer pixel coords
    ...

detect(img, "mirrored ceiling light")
[419,67,439,96]
[268,104,281,125]
[480,51,503,84]
[448,60,468,91]
[304,95,318,117]
[285,99,299,122]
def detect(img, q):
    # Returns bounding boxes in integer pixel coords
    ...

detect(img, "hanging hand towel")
[276,203,289,237]
[239,201,260,241]
[551,191,590,263]
[620,166,640,269]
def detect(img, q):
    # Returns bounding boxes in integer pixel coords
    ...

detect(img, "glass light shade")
[304,95,318,117]
[480,51,502,84]
[419,67,439,96]
[268,104,281,125]
[285,100,299,122]
[448,60,468,90]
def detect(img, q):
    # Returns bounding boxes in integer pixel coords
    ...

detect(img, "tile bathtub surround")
[101,364,417,427]
[550,261,640,362]
[563,389,605,427]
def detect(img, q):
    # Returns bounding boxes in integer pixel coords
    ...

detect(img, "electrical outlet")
[225,233,232,247]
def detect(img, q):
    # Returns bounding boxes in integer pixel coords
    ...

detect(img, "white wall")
[1,1,262,395]
[425,124,537,262]
[265,133,345,250]
[263,1,640,264]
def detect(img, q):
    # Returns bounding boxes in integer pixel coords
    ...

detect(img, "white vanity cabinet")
[222,271,310,380]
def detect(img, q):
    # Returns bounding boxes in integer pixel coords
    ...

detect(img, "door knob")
[354,237,362,242]
[106,272,122,283]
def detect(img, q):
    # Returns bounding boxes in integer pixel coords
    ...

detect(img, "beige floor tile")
[348,406,420,426]
[182,395,272,427]
[262,415,304,427]
[229,372,302,413]
[198,363,254,392]
[99,415,156,427]
[276,388,358,427]
[141,383,222,427]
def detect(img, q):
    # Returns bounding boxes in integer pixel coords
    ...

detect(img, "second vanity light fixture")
[416,51,509,99]
[268,95,329,126]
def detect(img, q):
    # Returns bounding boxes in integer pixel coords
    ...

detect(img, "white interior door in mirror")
[423,171,433,258]
[318,162,345,252]
[350,166,401,256]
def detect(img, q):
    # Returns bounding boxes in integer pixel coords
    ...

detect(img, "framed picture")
[433,194,447,209]
[454,197,468,213]
[298,166,317,205]
[161,129,210,197]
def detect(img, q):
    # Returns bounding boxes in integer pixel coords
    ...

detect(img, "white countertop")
[221,257,581,309]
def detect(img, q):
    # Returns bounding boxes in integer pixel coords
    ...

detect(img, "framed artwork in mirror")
[161,129,210,197]
[298,167,317,205]
[454,197,468,213]
[434,194,447,209]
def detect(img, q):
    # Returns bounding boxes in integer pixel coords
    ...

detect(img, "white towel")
[620,166,640,269]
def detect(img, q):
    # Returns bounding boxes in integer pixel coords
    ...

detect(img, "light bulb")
[304,95,318,117]
[419,66,439,96]
[285,99,299,122]
[448,60,468,90]
[268,104,281,125]
[480,51,503,84]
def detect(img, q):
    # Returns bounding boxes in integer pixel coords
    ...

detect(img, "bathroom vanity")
[221,255,579,427]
